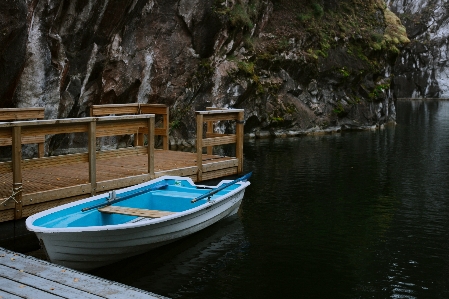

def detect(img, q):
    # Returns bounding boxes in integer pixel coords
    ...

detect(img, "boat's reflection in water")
[90,213,248,297]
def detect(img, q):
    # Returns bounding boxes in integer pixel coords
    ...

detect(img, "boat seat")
[98,206,176,218]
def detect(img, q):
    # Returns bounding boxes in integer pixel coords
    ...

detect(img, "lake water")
[91,100,449,298]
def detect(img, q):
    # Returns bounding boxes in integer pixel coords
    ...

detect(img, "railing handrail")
[0,114,151,128]
[197,108,244,114]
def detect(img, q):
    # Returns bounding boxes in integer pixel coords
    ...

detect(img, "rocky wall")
[387,0,449,98]
[0,0,409,153]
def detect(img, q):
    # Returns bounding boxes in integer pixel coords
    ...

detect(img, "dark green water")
[92,100,449,298]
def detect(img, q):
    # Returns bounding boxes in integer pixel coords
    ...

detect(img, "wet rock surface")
[388,0,449,98]
[0,0,410,151]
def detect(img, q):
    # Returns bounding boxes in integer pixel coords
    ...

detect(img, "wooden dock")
[0,247,167,298]
[0,105,244,223]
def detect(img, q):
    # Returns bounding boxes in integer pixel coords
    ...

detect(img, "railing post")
[147,116,155,178]
[88,120,97,195]
[38,142,44,158]
[196,113,203,181]
[134,131,145,146]
[12,126,23,220]
[136,104,144,146]
[163,106,169,150]
[236,111,244,174]
[206,120,213,155]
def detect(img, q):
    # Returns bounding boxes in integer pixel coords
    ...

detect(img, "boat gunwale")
[25,175,250,233]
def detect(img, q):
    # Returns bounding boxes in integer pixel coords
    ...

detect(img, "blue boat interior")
[32,179,240,228]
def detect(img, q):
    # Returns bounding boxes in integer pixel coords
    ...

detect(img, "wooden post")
[163,110,169,150]
[38,142,44,158]
[206,120,213,155]
[88,120,97,195]
[12,126,23,220]
[134,132,145,146]
[236,111,244,174]
[196,113,203,181]
[147,116,155,178]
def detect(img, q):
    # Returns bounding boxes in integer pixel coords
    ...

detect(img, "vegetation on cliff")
[183,0,410,135]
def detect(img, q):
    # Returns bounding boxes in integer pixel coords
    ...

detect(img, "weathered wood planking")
[0,136,45,147]
[202,135,237,147]
[98,206,176,218]
[96,123,148,137]
[21,123,89,136]
[0,150,238,222]
[0,247,167,299]
[201,167,239,181]
[91,103,167,116]
[0,147,149,174]
[0,108,45,158]
[91,104,169,150]
[0,108,45,121]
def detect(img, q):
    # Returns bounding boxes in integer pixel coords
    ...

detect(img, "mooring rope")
[0,185,23,206]
[0,184,23,252]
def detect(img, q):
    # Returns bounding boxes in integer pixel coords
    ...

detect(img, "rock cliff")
[0,0,409,151]
[387,0,449,98]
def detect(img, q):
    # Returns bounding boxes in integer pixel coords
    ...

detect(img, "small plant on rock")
[312,2,324,18]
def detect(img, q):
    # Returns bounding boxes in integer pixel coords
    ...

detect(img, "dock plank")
[0,248,167,299]
[0,274,63,299]
[0,264,103,299]
[0,289,24,299]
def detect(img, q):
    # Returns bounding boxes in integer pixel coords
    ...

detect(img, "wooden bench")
[98,206,176,218]
[0,108,45,158]
[90,104,169,150]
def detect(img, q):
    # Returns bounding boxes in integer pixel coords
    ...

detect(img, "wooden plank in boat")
[98,206,175,218]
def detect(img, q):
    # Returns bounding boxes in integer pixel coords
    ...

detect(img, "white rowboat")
[26,174,251,271]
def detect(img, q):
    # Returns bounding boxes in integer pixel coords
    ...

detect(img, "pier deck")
[0,150,238,221]
[0,247,166,299]
[0,106,244,223]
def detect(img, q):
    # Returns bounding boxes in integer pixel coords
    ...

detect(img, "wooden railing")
[0,108,45,158]
[196,109,244,181]
[0,114,155,220]
[91,104,169,150]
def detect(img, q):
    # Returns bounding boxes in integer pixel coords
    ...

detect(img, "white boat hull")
[29,177,248,271]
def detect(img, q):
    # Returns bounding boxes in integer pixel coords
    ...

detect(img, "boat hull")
[27,176,249,271]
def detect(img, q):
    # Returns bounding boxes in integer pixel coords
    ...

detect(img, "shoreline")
[244,122,396,139]
[169,121,397,150]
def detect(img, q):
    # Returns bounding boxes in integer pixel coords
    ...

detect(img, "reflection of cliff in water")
[91,214,248,296]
